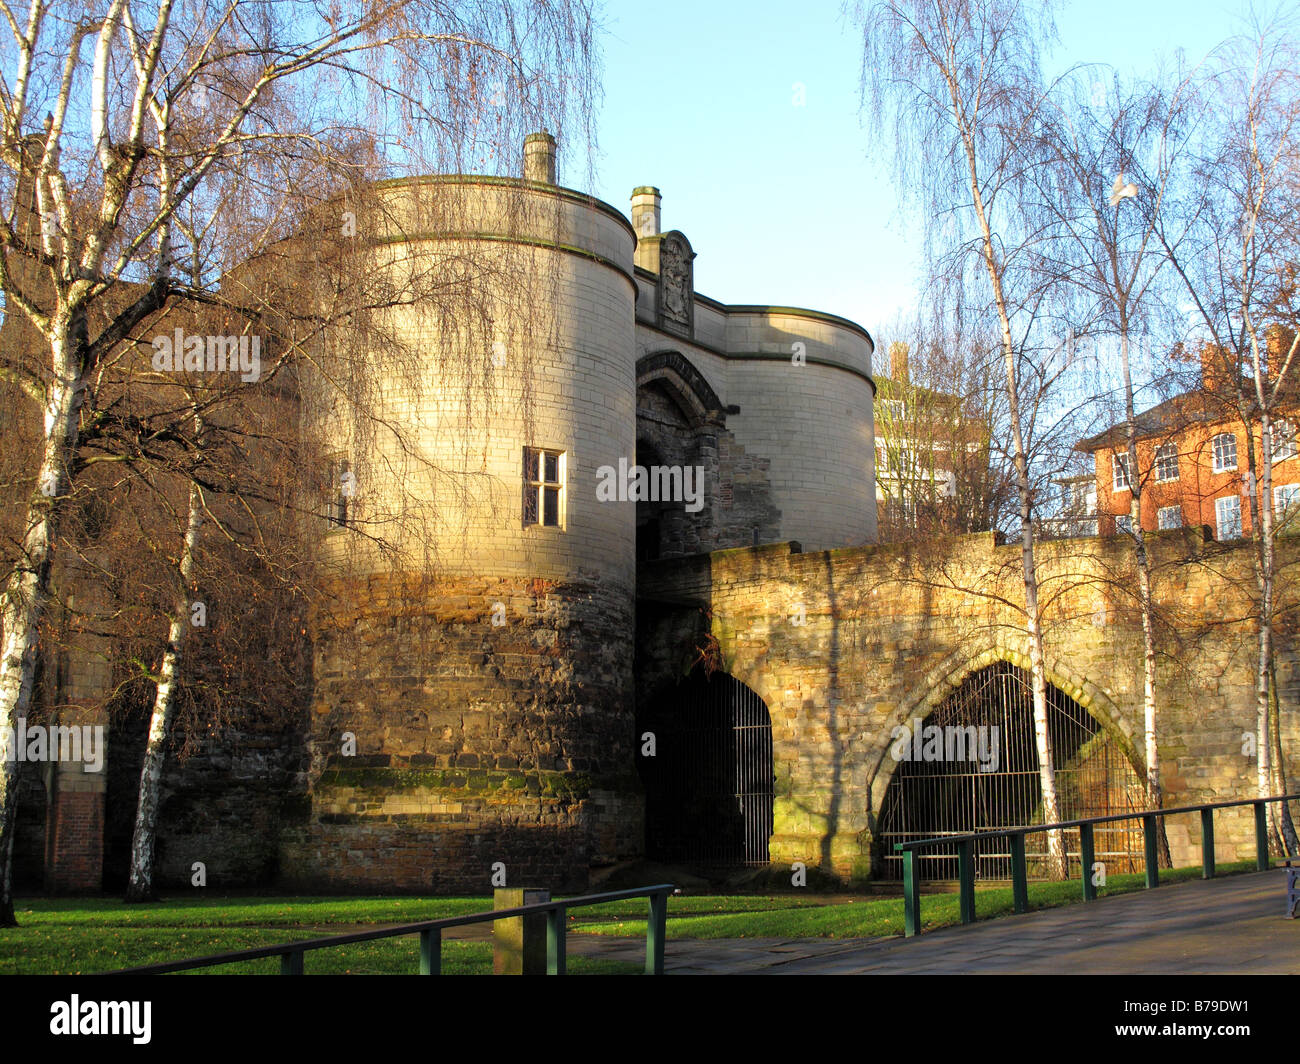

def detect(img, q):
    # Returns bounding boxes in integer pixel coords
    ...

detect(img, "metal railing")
[894,794,1300,937]
[108,884,675,975]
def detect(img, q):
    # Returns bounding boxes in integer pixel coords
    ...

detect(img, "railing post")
[280,950,303,975]
[958,839,976,924]
[1143,814,1159,888]
[901,847,921,937]
[1080,823,1097,901]
[1201,807,1215,879]
[546,906,567,975]
[1255,801,1270,870]
[419,928,441,975]
[1009,832,1029,914]
[645,891,667,975]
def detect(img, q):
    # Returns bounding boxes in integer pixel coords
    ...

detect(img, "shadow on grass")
[2,860,1262,971]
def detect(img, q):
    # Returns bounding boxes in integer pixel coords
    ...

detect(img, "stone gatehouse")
[13,134,1297,894]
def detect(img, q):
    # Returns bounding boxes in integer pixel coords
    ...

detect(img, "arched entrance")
[877,661,1145,881]
[638,670,774,867]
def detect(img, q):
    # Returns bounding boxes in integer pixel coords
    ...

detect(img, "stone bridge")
[636,528,1300,880]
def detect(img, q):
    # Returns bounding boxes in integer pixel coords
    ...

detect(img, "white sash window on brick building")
[1154,443,1179,482]
[1216,495,1242,540]
[1112,452,1132,492]
[1212,432,1238,473]
[1272,420,1297,462]
[1273,483,1300,516]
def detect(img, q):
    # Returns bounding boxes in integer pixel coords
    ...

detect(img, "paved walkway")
[565,868,1299,974]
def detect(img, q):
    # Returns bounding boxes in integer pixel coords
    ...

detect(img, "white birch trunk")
[125,468,204,901]
[1253,389,1298,853]
[966,172,1067,879]
[1115,317,1172,866]
[0,320,84,924]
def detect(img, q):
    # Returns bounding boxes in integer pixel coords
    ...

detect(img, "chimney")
[631,186,662,272]
[890,341,910,383]
[1267,323,1295,373]
[631,186,661,239]
[523,132,556,184]
[1200,342,1233,394]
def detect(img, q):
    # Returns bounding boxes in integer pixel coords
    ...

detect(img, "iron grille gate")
[877,662,1146,881]
[639,672,775,867]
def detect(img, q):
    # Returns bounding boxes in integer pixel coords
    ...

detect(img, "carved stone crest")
[656,231,694,338]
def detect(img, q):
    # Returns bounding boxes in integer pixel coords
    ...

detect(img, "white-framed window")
[523,447,565,527]
[1154,443,1179,482]
[1212,432,1238,473]
[1273,483,1300,515]
[1116,514,1134,535]
[1216,495,1242,540]
[1157,505,1182,530]
[881,399,906,421]
[1272,420,1297,462]
[1112,452,1132,492]
[1063,480,1097,515]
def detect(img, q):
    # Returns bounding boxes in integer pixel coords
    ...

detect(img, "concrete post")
[493,887,550,974]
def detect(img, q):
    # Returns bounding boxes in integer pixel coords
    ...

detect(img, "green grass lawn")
[1,860,1258,974]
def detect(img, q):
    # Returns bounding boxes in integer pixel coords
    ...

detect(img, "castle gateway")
[279,134,878,891]
[16,135,1296,893]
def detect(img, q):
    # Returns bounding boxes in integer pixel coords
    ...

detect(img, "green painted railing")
[109,884,674,975]
[894,794,1300,937]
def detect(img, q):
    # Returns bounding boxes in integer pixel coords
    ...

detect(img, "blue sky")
[569,0,1259,353]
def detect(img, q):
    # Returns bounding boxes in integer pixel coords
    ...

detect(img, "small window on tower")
[324,456,355,528]
[523,447,565,528]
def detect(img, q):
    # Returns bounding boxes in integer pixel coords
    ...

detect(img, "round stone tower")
[282,135,642,892]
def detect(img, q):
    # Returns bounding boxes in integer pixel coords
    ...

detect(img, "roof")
[1076,386,1250,453]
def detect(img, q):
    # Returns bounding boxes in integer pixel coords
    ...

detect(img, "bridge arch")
[868,641,1143,814]
[868,644,1148,879]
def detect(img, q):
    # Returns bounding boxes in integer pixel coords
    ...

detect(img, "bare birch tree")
[0,0,600,924]
[859,0,1073,875]
[1034,70,1197,857]
[1157,14,1300,854]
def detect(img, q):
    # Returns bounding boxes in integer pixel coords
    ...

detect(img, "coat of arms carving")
[656,231,694,338]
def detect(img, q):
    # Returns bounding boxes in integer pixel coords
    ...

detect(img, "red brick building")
[1078,340,1300,542]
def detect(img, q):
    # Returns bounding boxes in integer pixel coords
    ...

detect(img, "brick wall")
[45,785,104,893]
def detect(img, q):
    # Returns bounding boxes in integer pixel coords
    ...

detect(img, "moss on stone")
[316,765,593,799]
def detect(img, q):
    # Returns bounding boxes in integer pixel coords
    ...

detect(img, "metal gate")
[639,671,774,867]
[877,662,1145,881]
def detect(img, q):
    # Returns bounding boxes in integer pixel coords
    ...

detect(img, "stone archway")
[871,652,1147,881]
[868,642,1144,817]
[637,669,775,867]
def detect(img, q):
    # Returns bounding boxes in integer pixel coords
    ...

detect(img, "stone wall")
[280,572,641,892]
[638,528,1300,881]
[635,379,781,558]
